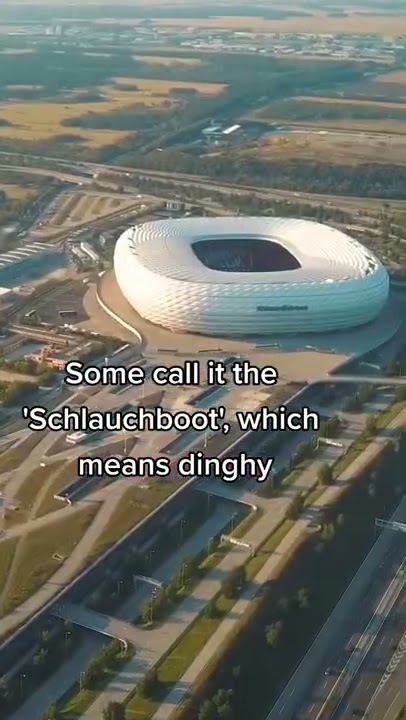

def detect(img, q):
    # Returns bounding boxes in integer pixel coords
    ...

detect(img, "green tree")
[287,493,304,520]
[265,620,283,648]
[199,699,218,720]
[296,587,310,609]
[138,668,158,699]
[365,414,377,436]
[221,566,245,599]
[318,463,333,487]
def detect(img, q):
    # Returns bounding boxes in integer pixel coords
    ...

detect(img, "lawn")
[0,538,17,599]
[14,460,65,512]
[0,431,47,473]
[0,182,38,200]
[2,506,98,615]
[87,480,184,560]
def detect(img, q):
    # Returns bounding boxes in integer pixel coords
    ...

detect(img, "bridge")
[51,602,141,652]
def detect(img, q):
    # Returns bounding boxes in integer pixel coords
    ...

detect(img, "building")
[114,217,389,337]
[0,243,61,288]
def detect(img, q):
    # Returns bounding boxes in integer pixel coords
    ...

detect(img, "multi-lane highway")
[333,587,406,720]
[266,499,406,720]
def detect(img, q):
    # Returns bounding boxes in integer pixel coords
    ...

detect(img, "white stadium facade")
[114,217,389,337]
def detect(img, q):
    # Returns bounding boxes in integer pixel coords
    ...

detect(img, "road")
[265,499,406,720]
[0,159,397,216]
[333,589,406,720]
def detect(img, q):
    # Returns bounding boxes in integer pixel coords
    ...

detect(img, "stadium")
[114,217,389,337]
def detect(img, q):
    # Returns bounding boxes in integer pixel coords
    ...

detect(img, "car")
[352,709,364,717]
[324,668,332,676]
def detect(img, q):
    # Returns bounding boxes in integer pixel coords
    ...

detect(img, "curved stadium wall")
[114,217,389,337]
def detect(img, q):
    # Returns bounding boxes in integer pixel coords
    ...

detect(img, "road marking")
[381,691,400,720]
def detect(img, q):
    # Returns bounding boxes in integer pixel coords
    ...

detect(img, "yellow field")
[0,77,224,148]
[113,76,225,95]
[6,84,43,90]
[282,119,406,134]
[134,55,203,67]
[0,49,33,55]
[376,70,406,84]
[151,14,406,35]
[0,183,37,200]
[239,132,406,165]
[296,96,406,109]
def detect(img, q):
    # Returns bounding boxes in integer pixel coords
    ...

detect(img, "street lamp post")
[180,561,188,588]
[150,588,157,623]
[179,518,186,545]
[148,548,155,572]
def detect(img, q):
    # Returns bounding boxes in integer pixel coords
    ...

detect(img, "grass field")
[2,506,98,615]
[0,431,47,473]
[376,70,406,84]
[152,13,406,35]
[238,131,406,165]
[14,460,65,513]
[134,55,203,67]
[0,538,17,592]
[0,182,38,200]
[0,76,224,148]
[112,77,225,95]
[296,96,406,109]
[0,49,33,55]
[87,480,184,561]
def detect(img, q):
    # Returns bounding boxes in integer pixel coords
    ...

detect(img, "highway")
[333,588,406,720]
[265,497,406,720]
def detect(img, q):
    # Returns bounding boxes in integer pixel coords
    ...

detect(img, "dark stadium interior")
[192,238,301,272]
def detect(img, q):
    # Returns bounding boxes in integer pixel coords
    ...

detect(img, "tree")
[318,463,333,487]
[138,668,158,699]
[221,566,245,599]
[198,699,217,720]
[102,701,126,720]
[204,599,218,619]
[265,620,283,648]
[296,587,310,609]
[287,493,304,520]
[365,414,377,436]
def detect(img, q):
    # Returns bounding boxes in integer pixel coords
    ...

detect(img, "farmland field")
[0,183,38,200]
[0,77,225,148]
[296,97,406,110]
[133,55,203,67]
[376,70,406,84]
[235,131,406,166]
[150,13,406,35]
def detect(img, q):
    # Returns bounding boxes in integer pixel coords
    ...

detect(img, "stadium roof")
[124,217,380,286]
